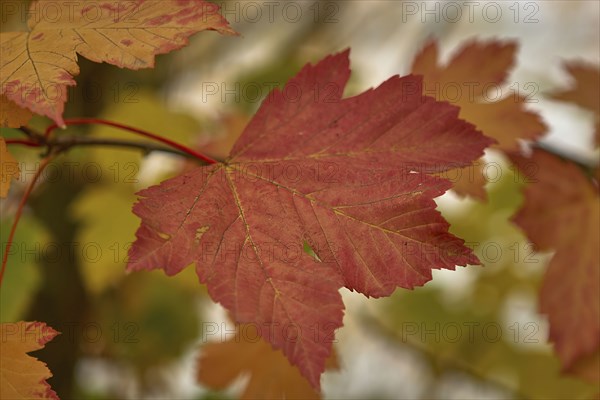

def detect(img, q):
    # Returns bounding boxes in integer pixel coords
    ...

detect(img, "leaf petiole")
[4,139,41,147]
[0,156,53,287]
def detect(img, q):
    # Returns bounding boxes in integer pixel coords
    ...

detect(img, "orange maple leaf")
[0,0,236,127]
[198,323,338,399]
[0,321,60,399]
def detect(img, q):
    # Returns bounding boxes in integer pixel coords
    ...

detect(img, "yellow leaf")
[0,137,20,198]
[0,0,236,126]
[0,321,59,399]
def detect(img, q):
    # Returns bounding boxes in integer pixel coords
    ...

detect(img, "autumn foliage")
[0,1,598,399]
[0,321,59,399]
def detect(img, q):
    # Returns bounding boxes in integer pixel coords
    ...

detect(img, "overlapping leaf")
[0,0,235,126]
[127,50,493,388]
[198,323,338,399]
[0,95,32,128]
[411,40,546,199]
[0,321,59,399]
[0,137,20,198]
[548,63,600,147]
[510,149,599,383]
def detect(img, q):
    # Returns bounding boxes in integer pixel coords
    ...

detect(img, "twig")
[8,124,221,164]
[17,126,39,139]
[51,136,207,159]
[44,118,218,164]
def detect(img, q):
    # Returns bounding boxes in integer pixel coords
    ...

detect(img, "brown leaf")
[459,95,545,150]
[570,350,600,384]
[0,95,32,128]
[444,163,487,201]
[412,39,546,198]
[198,323,337,400]
[0,321,60,399]
[548,63,600,147]
[0,137,20,198]
[0,0,236,126]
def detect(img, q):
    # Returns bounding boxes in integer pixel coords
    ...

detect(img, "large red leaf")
[127,50,493,388]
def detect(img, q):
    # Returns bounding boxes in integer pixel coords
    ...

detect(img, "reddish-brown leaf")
[0,137,20,198]
[412,40,546,199]
[570,350,600,384]
[548,63,600,147]
[510,149,599,378]
[0,321,60,399]
[197,323,338,399]
[0,0,236,127]
[128,50,492,388]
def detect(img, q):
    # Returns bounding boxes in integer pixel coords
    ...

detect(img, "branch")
[12,125,220,164]
[52,136,207,159]
[45,118,218,164]
[17,126,39,139]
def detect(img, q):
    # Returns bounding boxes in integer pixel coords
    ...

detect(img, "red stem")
[1,156,52,287]
[5,139,41,147]
[45,118,217,164]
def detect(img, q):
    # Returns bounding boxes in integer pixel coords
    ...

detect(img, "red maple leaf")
[127,50,493,388]
[510,149,600,381]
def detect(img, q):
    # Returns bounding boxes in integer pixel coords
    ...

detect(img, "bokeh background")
[1,1,599,399]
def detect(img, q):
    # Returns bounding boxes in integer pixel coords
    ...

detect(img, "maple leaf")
[0,137,20,198]
[411,39,546,199]
[0,95,32,128]
[0,0,236,127]
[510,149,599,379]
[0,321,60,399]
[127,50,492,388]
[548,63,600,148]
[197,323,338,399]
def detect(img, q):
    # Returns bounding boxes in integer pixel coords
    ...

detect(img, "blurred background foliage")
[1,0,599,399]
